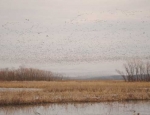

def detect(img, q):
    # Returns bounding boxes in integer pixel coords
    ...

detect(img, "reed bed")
[0,81,150,105]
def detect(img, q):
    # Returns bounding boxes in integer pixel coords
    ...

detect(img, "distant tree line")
[116,59,150,82]
[0,66,63,81]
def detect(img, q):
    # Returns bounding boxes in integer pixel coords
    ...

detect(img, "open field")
[0,81,150,105]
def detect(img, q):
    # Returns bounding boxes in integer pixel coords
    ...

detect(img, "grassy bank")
[0,81,150,105]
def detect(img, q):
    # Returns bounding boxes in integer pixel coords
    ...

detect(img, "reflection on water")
[0,101,150,115]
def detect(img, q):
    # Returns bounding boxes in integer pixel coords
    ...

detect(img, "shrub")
[0,66,63,81]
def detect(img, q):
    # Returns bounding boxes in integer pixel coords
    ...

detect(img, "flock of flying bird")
[0,9,150,64]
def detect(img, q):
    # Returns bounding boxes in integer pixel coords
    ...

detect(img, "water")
[0,101,150,115]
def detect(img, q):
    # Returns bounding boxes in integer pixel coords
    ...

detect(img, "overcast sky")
[0,0,150,77]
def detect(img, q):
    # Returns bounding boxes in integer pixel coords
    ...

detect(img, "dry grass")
[0,80,150,105]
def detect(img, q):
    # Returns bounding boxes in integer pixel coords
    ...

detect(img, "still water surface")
[0,101,150,115]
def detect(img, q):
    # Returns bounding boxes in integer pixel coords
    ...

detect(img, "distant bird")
[26,19,29,21]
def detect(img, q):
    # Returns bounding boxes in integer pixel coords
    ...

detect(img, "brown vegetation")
[0,81,150,105]
[116,59,150,82]
[0,67,63,81]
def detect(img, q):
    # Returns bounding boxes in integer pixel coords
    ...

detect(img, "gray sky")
[0,0,150,77]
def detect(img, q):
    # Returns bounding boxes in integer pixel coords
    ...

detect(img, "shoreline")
[1,99,150,107]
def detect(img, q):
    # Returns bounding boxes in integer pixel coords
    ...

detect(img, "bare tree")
[116,59,150,82]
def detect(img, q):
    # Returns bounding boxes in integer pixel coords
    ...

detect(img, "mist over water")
[0,0,150,77]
